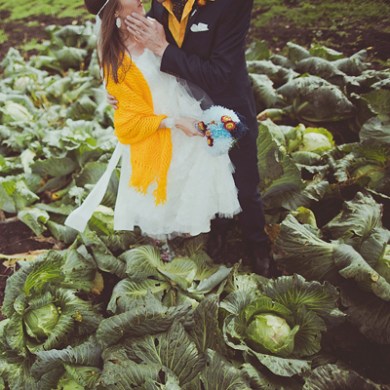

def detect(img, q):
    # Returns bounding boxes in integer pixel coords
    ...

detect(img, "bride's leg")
[146,236,175,262]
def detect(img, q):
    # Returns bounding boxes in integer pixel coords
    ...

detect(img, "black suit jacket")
[149,0,257,131]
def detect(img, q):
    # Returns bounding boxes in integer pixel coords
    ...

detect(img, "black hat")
[84,0,108,15]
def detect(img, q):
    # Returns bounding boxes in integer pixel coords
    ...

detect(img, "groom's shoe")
[206,218,233,262]
[244,241,273,277]
[206,231,227,263]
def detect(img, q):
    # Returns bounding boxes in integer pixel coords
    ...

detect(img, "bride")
[65,0,241,244]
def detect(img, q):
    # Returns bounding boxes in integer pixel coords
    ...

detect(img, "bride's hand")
[175,117,204,137]
[107,93,118,110]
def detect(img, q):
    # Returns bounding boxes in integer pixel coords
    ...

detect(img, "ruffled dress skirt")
[65,50,241,238]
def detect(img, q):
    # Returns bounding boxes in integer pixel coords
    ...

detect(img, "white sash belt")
[64,142,123,232]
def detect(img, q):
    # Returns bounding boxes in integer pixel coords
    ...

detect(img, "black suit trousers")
[149,0,267,244]
[229,126,267,244]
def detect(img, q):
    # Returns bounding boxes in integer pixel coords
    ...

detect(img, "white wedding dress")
[65,49,241,238]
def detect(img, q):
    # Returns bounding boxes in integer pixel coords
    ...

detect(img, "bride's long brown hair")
[99,0,130,83]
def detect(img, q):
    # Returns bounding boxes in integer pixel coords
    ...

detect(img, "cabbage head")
[24,303,60,341]
[221,274,342,377]
[299,128,334,153]
[274,193,390,344]
[245,312,299,355]
[1,254,103,356]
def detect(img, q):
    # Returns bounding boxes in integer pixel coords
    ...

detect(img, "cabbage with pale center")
[246,313,299,355]
[300,132,333,152]
[24,303,60,340]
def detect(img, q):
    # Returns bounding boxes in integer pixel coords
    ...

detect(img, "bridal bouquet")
[197,105,248,156]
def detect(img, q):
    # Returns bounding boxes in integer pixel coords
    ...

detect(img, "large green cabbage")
[274,193,390,344]
[24,303,60,340]
[221,274,342,377]
[246,312,299,355]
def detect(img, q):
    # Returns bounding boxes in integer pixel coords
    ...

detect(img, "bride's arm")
[112,88,168,144]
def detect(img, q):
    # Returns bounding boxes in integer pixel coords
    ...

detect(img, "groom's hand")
[125,14,169,57]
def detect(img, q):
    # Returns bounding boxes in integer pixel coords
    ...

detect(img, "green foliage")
[0,0,86,20]
[1,14,390,389]
[0,0,151,22]
[0,29,7,45]
[303,364,385,389]
[253,0,390,27]
[221,273,342,377]
[274,193,390,344]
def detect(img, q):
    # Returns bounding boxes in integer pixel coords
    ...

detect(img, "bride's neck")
[120,32,143,54]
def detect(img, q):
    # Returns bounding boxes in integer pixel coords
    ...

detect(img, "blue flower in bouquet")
[197,105,247,156]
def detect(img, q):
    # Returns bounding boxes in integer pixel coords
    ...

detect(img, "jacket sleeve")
[160,0,253,93]
[147,1,156,18]
[113,87,167,145]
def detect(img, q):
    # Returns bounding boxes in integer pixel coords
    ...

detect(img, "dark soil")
[0,10,84,60]
[1,7,389,61]
[0,218,61,254]
[248,5,390,62]
[0,218,65,317]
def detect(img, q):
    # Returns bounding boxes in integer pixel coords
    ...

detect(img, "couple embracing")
[65,0,272,276]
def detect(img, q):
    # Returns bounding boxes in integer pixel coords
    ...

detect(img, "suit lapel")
[152,0,204,47]
[182,2,200,45]
[152,2,176,45]
[151,1,165,21]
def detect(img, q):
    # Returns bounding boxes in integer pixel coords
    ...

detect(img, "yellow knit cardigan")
[105,53,172,205]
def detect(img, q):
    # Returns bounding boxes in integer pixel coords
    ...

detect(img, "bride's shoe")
[151,239,175,262]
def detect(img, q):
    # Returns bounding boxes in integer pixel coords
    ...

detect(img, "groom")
[127,0,271,275]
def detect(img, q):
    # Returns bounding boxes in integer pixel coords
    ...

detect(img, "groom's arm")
[161,0,253,93]
[146,0,155,18]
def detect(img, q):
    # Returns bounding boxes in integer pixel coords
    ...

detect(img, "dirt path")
[0,10,84,59]
[248,14,390,62]
[1,9,389,62]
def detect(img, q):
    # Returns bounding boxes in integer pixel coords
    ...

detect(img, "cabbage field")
[1,7,390,390]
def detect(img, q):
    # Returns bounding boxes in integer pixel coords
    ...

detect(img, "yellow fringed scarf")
[105,54,172,204]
